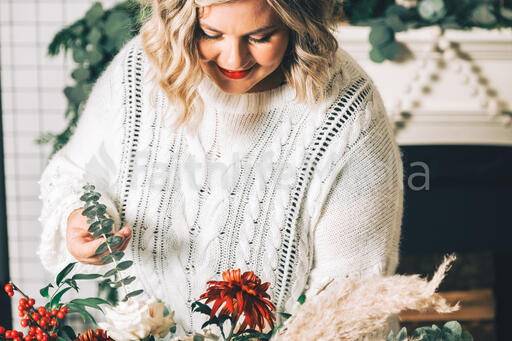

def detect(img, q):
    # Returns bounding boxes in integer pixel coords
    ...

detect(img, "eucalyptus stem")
[101,232,129,297]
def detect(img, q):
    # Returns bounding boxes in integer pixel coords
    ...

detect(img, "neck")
[246,66,286,93]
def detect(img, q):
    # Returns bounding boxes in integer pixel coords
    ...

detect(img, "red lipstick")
[217,65,253,79]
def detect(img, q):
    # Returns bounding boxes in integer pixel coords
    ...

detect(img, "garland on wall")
[38,0,512,155]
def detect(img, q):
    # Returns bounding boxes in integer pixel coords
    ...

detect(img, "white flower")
[98,297,176,341]
[395,0,418,8]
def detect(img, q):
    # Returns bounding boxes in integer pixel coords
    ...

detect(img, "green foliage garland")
[38,0,512,153]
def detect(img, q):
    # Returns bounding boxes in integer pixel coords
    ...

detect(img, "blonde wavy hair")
[140,0,339,132]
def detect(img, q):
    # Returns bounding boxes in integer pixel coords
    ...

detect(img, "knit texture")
[38,35,404,338]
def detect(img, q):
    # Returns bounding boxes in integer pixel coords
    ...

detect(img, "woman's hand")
[66,207,132,265]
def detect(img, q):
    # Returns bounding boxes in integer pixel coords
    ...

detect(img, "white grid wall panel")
[0,0,122,327]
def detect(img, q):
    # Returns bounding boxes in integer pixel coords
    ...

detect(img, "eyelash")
[200,31,272,44]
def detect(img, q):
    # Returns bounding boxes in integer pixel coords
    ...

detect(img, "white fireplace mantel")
[333,26,512,146]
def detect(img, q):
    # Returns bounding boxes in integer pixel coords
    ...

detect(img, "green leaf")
[71,68,90,82]
[50,287,73,308]
[63,278,79,292]
[471,4,497,26]
[40,283,54,299]
[85,3,104,26]
[72,273,102,280]
[369,24,393,47]
[385,14,406,32]
[107,235,122,248]
[70,297,110,311]
[370,48,386,63]
[61,326,76,341]
[64,85,88,104]
[87,48,103,65]
[66,303,97,324]
[396,327,408,341]
[82,205,98,218]
[117,260,133,270]
[418,0,447,22]
[279,312,291,319]
[191,301,212,315]
[88,221,101,233]
[297,293,306,304]
[56,262,77,286]
[95,242,109,255]
[386,330,396,341]
[83,184,95,191]
[461,330,474,341]
[380,40,400,60]
[442,321,462,341]
[122,289,144,301]
[109,280,124,288]
[101,218,114,230]
[102,251,124,264]
[72,48,87,64]
[120,276,136,285]
[104,268,118,278]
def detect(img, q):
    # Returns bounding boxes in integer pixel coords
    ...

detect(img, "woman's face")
[197,0,290,94]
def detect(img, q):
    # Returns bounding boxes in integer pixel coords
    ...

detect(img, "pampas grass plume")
[271,254,460,341]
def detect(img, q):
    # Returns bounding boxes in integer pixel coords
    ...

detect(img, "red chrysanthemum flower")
[199,268,276,333]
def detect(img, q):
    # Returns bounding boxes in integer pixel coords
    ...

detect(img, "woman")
[38,0,404,337]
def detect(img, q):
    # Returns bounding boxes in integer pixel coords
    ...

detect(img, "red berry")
[5,330,12,338]
[35,335,42,341]
[20,319,28,328]
[60,307,67,314]
[19,298,26,305]
[8,291,14,297]
[24,336,32,341]
[29,327,36,336]
[41,335,48,341]
[38,320,46,328]
[56,311,65,320]
[50,334,57,340]
[0,326,5,334]
[18,312,24,317]
[27,299,35,306]
[37,307,45,316]
[50,310,57,316]
[49,319,56,326]
[4,284,13,293]
[31,313,39,321]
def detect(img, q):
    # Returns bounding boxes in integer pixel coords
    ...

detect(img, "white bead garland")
[389,29,511,128]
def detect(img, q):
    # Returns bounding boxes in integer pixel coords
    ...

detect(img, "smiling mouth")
[217,65,254,79]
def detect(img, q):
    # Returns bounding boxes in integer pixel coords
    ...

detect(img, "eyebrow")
[199,23,278,36]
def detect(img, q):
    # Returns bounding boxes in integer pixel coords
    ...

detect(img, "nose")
[221,38,251,70]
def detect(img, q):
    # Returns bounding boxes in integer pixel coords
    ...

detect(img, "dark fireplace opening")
[396,145,512,341]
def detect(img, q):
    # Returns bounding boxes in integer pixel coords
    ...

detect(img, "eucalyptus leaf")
[418,0,447,22]
[107,235,122,247]
[104,268,118,278]
[64,85,88,104]
[88,48,104,65]
[471,3,497,26]
[85,3,105,26]
[442,321,462,340]
[117,260,133,270]
[369,24,394,46]
[83,184,95,191]
[56,262,76,286]
[86,27,103,44]
[370,48,386,63]
[380,40,400,60]
[72,48,87,63]
[122,289,144,301]
[120,276,136,285]
[88,221,101,233]
[461,330,474,341]
[71,68,91,81]
[396,327,408,341]
[82,204,98,218]
[95,242,109,255]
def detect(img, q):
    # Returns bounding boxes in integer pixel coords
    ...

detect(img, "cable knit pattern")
[38,35,403,338]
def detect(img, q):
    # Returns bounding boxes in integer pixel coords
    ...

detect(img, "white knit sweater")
[38,36,403,338]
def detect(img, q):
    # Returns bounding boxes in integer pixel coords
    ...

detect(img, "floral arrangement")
[1,186,474,341]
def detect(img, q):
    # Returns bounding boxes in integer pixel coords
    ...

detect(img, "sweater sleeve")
[37,41,131,275]
[304,94,404,336]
